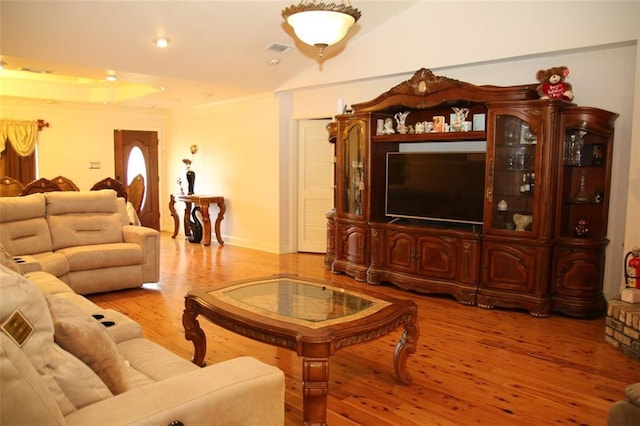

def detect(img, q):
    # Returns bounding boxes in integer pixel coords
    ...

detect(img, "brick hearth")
[605,297,640,360]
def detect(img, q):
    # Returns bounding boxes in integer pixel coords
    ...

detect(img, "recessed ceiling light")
[154,37,170,48]
[105,74,118,82]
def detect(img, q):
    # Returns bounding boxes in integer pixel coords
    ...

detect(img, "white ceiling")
[0,1,411,110]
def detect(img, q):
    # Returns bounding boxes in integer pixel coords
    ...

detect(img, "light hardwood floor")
[88,232,639,425]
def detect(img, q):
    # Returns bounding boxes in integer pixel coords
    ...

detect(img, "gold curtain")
[0,119,39,157]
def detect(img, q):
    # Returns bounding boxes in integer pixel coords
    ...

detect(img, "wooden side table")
[169,194,225,246]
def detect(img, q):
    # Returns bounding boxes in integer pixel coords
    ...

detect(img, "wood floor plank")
[87,232,640,425]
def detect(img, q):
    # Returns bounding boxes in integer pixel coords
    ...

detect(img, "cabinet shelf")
[372,131,485,143]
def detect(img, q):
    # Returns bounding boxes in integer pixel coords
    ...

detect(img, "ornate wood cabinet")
[325,68,617,317]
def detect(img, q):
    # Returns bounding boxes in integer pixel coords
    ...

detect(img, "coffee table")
[182,274,419,426]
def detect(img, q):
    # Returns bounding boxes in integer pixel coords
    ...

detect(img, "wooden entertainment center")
[325,68,618,317]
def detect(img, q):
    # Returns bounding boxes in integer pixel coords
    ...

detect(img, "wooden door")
[114,130,160,230]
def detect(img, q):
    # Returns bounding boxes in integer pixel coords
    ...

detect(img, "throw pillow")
[1,265,112,415]
[45,294,129,394]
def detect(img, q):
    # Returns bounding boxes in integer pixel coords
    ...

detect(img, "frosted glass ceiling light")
[282,1,361,57]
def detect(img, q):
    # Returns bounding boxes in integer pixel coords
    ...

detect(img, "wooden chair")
[19,178,61,195]
[0,176,25,197]
[51,175,80,191]
[91,177,127,201]
[127,174,145,215]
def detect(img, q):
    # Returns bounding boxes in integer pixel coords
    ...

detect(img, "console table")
[169,194,225,246]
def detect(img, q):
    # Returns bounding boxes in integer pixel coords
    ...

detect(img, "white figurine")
[382,118,395,134]
[394,111,411,134]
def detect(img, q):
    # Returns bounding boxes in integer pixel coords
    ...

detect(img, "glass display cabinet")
[486,114,538,234]
[340,120,366,217]
[551,107,618,317]
[325,68,617,317]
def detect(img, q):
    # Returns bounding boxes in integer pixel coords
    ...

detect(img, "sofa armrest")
[64,356,284,426]
[122,225,160,283]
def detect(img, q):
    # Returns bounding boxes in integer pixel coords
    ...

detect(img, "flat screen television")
[385,151,486,225]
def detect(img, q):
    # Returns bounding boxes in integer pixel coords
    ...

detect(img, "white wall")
[163,94,283,253]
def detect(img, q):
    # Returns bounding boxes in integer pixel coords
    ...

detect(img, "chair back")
[91,177,127,201]
[127,174,145,214]
[19,178,61,196]
[0,176,24,197]
[51,176,80,191]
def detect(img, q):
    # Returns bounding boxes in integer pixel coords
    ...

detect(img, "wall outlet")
[88,161,101,169]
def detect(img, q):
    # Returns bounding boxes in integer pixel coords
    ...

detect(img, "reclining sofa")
[0,190,159,294]
[0,252,285,425]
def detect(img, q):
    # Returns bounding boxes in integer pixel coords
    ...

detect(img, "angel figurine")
[451,107,469,131]
[394,111,411,134]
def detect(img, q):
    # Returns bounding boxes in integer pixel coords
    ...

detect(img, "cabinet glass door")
[487,114,538,233]
[341,120,366,217]
[557,121,611,240]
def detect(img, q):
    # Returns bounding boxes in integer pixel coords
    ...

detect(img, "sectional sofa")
[0,190,159,294]
[0,249,285,425]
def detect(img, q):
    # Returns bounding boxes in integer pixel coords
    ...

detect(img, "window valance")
[1,119,40,157]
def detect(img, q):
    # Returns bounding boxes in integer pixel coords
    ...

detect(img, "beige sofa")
[0,256,285,425]
[609,383,640,425]
[0,190,159,294]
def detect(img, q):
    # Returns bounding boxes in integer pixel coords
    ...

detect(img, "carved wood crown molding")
[391,68,464,96]
[350,67,539,113]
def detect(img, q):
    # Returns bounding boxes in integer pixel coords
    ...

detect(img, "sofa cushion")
[117,338,199,383]
[29,251,71,277]
[48,214,124,250]
[0,193,53,256]
[0,218,54,256]
[0,192,46,221]
[46,294,129,395]
[46,190,119,215]
[26,270,75,296]
[57,243,143,271]
[0,264,113,415]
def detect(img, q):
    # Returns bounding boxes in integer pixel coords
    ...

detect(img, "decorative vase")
[186,169,196,195]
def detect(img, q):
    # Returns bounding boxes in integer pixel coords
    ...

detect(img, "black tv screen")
[385,151,486,225]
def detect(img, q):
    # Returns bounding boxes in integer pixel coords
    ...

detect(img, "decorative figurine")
[451,107,469,131]
[382,118,395,134]
[575,218,589,238]
[394,111,411,134]
[513,213,533,232]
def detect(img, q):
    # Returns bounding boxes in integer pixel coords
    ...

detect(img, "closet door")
[297,119,334,253]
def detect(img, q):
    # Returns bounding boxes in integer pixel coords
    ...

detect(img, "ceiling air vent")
[19,67,53,74]
[266,43,293,54]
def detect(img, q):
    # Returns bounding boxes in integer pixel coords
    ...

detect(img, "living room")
[1,1,639,424]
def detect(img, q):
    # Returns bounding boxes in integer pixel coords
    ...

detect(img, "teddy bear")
[536,66,574,101]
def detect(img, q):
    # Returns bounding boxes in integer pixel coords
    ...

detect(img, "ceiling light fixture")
[105,74,118,82]
[154,37,170,48]
[282,0,361,57]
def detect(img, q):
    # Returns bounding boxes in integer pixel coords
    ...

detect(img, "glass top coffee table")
[182,274,419,426]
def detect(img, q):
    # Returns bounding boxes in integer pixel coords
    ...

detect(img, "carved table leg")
[200,202,212,246]
[302,357,329,426]
[182,298,206,367]
[214,199,226,245]
[169,195,179,239]
[393,315,419,385]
